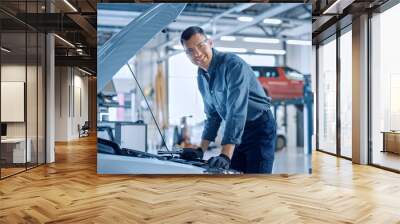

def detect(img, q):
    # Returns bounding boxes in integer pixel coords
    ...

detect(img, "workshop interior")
[97,3,313,174]
[0,0,399,178]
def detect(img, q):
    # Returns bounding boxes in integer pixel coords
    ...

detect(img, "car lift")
[270,75,314,154]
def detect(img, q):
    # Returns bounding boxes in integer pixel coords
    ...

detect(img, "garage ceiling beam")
[156,3,255,50]
[280,23,311,37]
[158,4,301,62]
[98,15,299,35]
[212,3,301,40]
[202,3,257,29]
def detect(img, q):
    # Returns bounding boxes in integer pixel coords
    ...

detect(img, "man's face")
[182,33,213,70]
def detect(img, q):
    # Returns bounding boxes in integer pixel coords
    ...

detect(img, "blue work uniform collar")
[200,48,219,76]
[207,48,219,75]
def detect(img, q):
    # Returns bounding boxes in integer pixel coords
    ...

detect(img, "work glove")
[207,154,231,169]
[181,147,204,161]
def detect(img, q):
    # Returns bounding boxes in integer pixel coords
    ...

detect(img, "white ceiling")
[98,3,312,52]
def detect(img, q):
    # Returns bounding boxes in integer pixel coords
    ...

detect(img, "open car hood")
[97,3,186,93]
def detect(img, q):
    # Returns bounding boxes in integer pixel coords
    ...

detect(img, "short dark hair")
[180,26,207,45]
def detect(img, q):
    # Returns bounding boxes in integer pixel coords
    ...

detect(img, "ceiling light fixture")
[215,47,247,53]
[237,16,253,22]
[54,34,75,48]
[220,36,236,41]
[298,13,310,19]
[254,49,286,55]
[286,40,311,46]
[172,45,183,50]
[243,37,280,44]
[78,67,92,76]
[263,18,282,25]
[1,47,11,53]
[63,0,78,12]
[322,0,353,15]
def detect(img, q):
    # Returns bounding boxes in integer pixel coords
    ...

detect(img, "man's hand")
[181,147,204,161]
[207,154,231,169]
[221,144,235,158]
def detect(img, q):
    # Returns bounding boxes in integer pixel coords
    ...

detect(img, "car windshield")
[285,68,304,80]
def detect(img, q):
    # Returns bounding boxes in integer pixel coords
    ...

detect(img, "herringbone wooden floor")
[1,135,400,224]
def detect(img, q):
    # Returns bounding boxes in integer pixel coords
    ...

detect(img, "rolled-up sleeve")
[202,103,222,142]
[221,61,250,145]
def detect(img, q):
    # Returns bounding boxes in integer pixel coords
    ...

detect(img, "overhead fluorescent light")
[220,36,236,41]
[263,18,282,25]
[172,45,183,50]
[254,49,286,55]
[286,40,311,46]
[216,47,247,53]
[63,0,78,12]
[243,37,280,44]
[1,47,11,53]
[322,0,354,15]
[78,67,92,76]
[298,13,310,19]
[237,16,253,22]
[54,34,75,48]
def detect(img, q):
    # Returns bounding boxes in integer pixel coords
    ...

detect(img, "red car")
[252,66,304,100]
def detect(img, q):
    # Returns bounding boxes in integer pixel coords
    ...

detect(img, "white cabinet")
[115,123,147,152]
[1,138,31,163]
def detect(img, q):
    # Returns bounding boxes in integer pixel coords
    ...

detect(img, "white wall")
[1,64,46,163]
[286,44,312,74]
[55,67,89,141]
[168,52,204,126]
[133,49,164,147]
[1,65,26,140]
[285,44,313,151]
[72,74,89,138]
[1,65,34,137]
[55,67,68,141]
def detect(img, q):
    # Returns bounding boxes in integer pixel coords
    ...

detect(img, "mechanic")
[180,26,277,173]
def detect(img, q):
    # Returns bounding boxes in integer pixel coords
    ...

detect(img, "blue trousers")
[230,109,276,174]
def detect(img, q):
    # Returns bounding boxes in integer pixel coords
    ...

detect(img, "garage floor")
[203,146,312,174]
[149,124,312,174]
